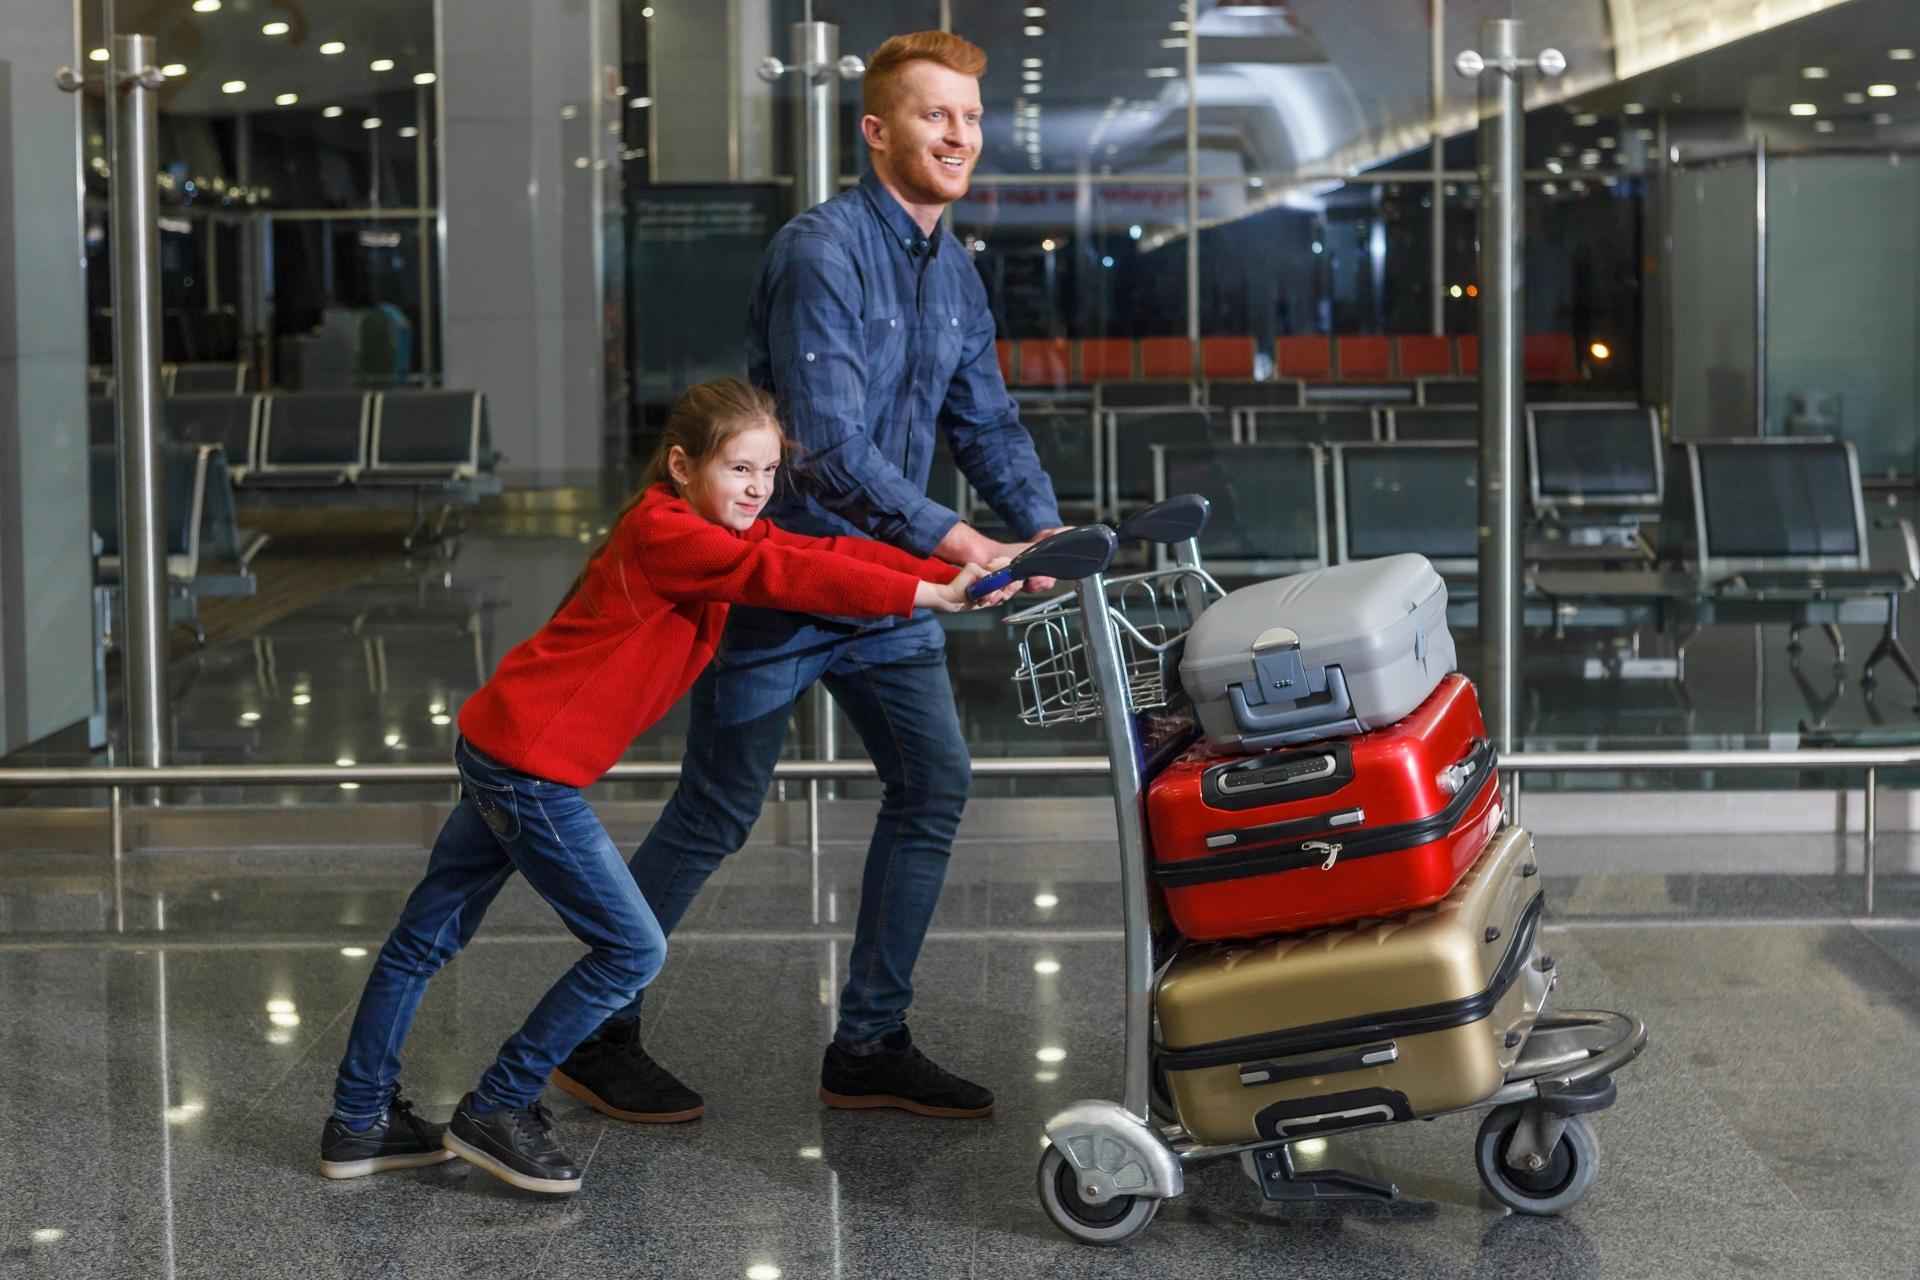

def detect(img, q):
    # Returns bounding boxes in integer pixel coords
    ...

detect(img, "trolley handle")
[1114,493,1210,546]
[967,524,1119,599]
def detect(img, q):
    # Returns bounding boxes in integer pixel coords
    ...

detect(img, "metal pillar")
[1429,0,1446,336]
[84,37,172,767]
[1754,137,1769,436]
[1185,0,1201,380]
[758,23,864,218]
[1456,24,1562,753]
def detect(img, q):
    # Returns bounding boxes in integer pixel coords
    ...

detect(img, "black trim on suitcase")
[1157,889,1544,1074]
[1156,738,1494,888]
[1199,742,1355,811]
[1253,1087,1414,1141]
[1238,1041,1398,1087]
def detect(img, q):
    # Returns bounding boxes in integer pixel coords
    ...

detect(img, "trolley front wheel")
[1036,1144,1161,1246]
[1474,1106,1600,1216]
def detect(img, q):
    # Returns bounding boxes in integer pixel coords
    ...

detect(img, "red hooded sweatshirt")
[458,484,958,786]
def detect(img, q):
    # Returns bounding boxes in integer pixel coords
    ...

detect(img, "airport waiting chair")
[1385,406,1478,442]
[169,362,254,395]
[1151,440,1328,577]
[1332,441,1480,576]
[166,393,262,478]
[1417,376,1478,405]
[1094,379,1196,411]
[361,390,499,550]
[1104,407,1224,518]
[248,392,371,488]
[1395,335,1454,379]
[1204,378,1305,411]
[1242,406,1377,446]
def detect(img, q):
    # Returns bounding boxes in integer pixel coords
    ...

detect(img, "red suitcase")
[1146,674,1501,940]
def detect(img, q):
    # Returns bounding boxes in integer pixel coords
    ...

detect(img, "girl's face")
[670,421,784,532]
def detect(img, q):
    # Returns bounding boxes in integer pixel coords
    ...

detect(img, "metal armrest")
[1874,515,1920,582]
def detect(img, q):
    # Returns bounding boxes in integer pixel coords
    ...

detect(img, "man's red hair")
[862,31,987,118]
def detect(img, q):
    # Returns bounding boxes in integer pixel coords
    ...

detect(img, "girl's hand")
[917,563,1020,613]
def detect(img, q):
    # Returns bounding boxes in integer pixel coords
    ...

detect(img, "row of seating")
[90,361,259,397]
[935,403,1657,523]
[991,333,1585,387]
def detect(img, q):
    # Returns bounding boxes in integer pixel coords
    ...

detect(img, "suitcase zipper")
[1156,890,1545,1074]
[1303,841,1342,871]
[1159,738,1495,888]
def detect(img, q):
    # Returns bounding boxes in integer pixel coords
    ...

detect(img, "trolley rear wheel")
[1036,1144,1161,1246]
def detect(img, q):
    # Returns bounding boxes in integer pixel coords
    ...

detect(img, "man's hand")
[933,520,1025,571]
[916,564,1020,613]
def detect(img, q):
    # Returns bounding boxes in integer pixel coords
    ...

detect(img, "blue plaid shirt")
[748,169,1062,559]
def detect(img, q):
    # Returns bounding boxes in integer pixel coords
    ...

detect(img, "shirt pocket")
[863,312,907,390]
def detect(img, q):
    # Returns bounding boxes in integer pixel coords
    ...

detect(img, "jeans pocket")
[458,758,522,842]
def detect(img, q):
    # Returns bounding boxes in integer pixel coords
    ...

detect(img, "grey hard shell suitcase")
[1179,554,1455,751]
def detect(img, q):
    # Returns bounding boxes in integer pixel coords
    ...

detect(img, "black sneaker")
[318,1088,458,1180]
[551,1021,705,1123]
[819,1026,994,1119]
[442,1093,583,1194]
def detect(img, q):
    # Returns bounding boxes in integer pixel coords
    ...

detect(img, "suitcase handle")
[1227,664,1353,736]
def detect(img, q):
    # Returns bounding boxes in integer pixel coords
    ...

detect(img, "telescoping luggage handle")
[966,524,1120,599]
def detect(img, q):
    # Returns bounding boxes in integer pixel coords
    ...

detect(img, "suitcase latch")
[1302,840,1343,871]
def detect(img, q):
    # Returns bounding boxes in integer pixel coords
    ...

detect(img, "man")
[551,31,1064,1122]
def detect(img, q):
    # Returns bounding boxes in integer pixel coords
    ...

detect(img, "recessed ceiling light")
[1572,112,1599,126]
[1814,119,1836,132]
[319,40,345,55]
[1024,5,1047,14]
[413,71,436,85]
[1023,25,1043,36]
[322,105,343,118]
[275,92,297,105]
[370,58,395,72]
[361,117,382,129]
[192,0,221,10]
[1867,83,1897,97]
[1145,67,1179,77]
[1801,66,1829,79]
[1622,102,1644,115]
[1789,102,1818,116]
[221,80,246,94]
[88,47,110,62]
[262,20,289,35]
[161,63,187,76]
[398,125,419,137]
[1845,91,1866,103]
[1892,49,1917,61]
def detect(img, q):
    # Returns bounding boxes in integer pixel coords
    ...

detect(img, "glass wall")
[80,0,440,385]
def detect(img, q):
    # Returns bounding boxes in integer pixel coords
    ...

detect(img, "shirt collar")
[859,168,943,261]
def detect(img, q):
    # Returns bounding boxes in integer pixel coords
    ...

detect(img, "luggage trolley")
[986,495,1649,1246]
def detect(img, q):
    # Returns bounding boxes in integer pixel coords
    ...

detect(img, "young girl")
[320,378,1008,1194]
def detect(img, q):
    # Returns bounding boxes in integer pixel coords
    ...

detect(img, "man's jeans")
[332,738,667,1121]
[610,612,971,1054]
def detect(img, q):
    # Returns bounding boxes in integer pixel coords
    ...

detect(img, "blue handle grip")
[966,566,1017,600]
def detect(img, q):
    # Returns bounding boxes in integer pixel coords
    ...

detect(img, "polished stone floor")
[3,817,1919,1279]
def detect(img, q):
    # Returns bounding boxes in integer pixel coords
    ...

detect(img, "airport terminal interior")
[5,0,1920,1275]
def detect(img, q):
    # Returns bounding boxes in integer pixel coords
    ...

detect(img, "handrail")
[1,745,1908,925]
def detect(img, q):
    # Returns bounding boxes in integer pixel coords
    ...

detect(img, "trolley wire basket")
[1005,566,1223,727]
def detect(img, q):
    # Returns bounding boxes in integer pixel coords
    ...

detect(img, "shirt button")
[890,319,897,328]
[805,352,816,362]
[950,317,959,326]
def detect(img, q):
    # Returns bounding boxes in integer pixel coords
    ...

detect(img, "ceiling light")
[1145,67,1180,78]
[192,0,221,10]
[1023,5,1047,14]
[1801,66,1828,79]
[1892,49,1917,61]
[88,47,109,62]
[1022,57,1042,69]
[221,80,246,94]
[1845,92,1866,103]
[1874,112,1894,124]
[641,4,654,14]
[1033,959,1061,975]
[1040,238,1056,251]
[1023,25,1043,36]
[361,117,382,130]
[431,713,452,726]
[413,71,437,85]
[1572,112,1598,126]
[322,105,343,118]
[1589,341,1611,361]
[971,238,986,252]
[1449,284,1463,298]
[340,947,368,957]
[319,40,345,55]
[162,63,187,76]
[338,781,361,791]
[1622,102,1645,115]
[1160,37,1188,49]
[291,692,313,704]
[239,711,261,723]
[370,58,395,72]
[1033,892,1059,908]
[1789,102,1818,116]
[1867,83,1897,97]
[262,21,289,35]
[334,756,355,767]
[275,92,297,105]
[1170,19,1190,31]
[1814,120,1836,132]
[398,125,418,138]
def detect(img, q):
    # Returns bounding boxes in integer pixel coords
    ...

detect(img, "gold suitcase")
[1154,825,1553,1146]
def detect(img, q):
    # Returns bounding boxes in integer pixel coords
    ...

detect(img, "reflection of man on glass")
[549,31,1063,1123]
